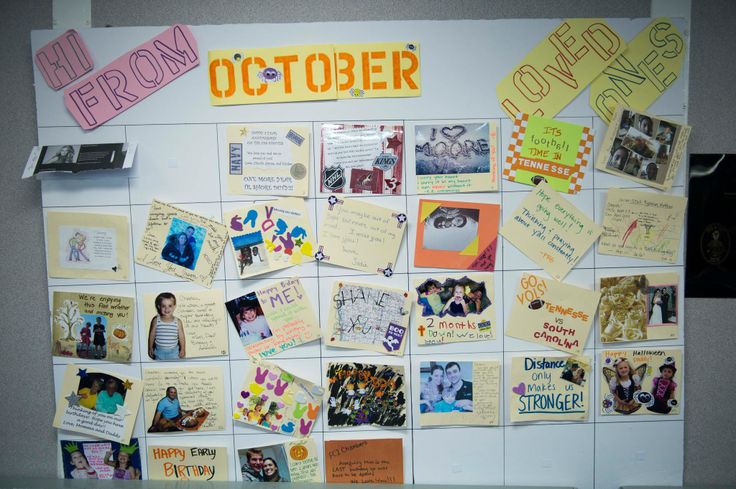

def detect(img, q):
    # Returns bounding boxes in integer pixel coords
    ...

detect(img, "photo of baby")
[226,292,273,346]
[421,206,479,251]
[416,277,491,318]
[160,218,206,271]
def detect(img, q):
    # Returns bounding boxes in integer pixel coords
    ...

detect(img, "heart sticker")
[261,394,269,401]
[268,372,278,381]
[241,390,250,399]
[512,382,526,396]
[277,401,285,409]
[236,401,244,408]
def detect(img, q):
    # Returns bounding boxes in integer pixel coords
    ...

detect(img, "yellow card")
[148,446,229,481]
[45,211,129,280]
[143,366,226,433]
[225,124,310,197]
[53,365,143,444]
[52,291,135,362]
[238,438,321,483]
[326,281,411,356]
[497,19,626,119]
[413,273,496,345]
[599,188,687,263]
[316,197,407,275]
[334,42,421,99]
[135,200,228,288]
[418,360,500,426]
[590,18,686,123]
[507,273,601,355]
[143,289,228,360]
[500,182,602,280]
[510,355,590,422]
[224,198,315,279]
[600,348,682,416]
[599,272,679,343]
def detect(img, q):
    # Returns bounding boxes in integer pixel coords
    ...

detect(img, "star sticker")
[396,213,407,223]
[114,404,130,417]
[76,368,88,378]
[314,251,325,261]
[385,134,402,152]
[294,238,303,247]
[65,391,82,408]
[327,195,339,206]
[382,267,394,278]
[240,128,247,136]
[122,379,134,391]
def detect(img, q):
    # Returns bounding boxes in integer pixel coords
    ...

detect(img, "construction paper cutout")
[35,29,93,90]
[325,438,403,484]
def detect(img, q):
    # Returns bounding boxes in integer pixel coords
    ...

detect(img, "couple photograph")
[161,218,206,271]
[239,446,290,482]
[419,361,473,413]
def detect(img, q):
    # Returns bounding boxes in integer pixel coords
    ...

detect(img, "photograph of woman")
[161,232,195,269]
[263,458,288,482]
[148,292,186,360]
[649,288,664,324]
[419,362,473,413]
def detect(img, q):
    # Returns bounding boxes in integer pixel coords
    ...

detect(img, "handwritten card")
[35,29,93,90]
[148,446,229,481]
[53,365,143,444]
[325,438,403,484]
[224,198,314,279]
[52,291,134,362]
[600,348,682,416]
[600,272,679,343]
[510,355,590,422]
[23,142,137,179]
[415,199,500,271]
[226,124,310,197]
[503,114,593,194]
[143,289,228,360]
[143,366,225,432]
[320,123,404,194]
[233,361,324,437]
[46,211,130,281]
[60,438,141,480]
[500,182,602,280]
[64,25,199,130]
[316,197,406,275]
[238,438,321,483]
[419,360,500,426]
[326,362,407,427]
[599,188,687,263]
[414,121,498,193]
[595,105,691,191]
[590,18,686,123]
[327,281,411,356]
[225,278,320,359]
[413,273,496,345]
[507,274,601,355]
[135,200,228,288]
[497,19,625,119]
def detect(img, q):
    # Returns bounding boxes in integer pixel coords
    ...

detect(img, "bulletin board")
[32,17,688,489]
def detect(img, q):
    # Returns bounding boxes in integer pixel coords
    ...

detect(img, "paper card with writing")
[325,438,403,484]
[233,361,324,437]
[510,355,590,422]
[600,349,682,416]
[326,281,411,356]
[148,446,229,481]
[35,29,93,90]
[595,105,691,191]
[326,362,407,427]
[135,200,228,288]
[23,143,137,179]
[225,125,310,197]
[238,438,321,483]
[224,198,314,279]
[508,274,601,354]
[316,197,407,275]
[413,274,496,345]
[500,182,602,280]
[334,42,421,99]
[53,365,143,444]
[60,438,142,480]
[599,272,679,343]
[503,114,593,194]
[143,366,225,433]
[143,289,228,360]
[413,121,498,193]
[599,188,687,263]
[46,211,130,281]
[64,25,199,130]
[320,123,404,195]
[590,18,686,123]
[496,19,626,119]
[225,278,320,360]
[419,360,500,426]
[52,291,134,362]
[415,199,500,271]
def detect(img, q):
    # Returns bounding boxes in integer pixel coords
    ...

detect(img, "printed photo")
[226,292,273,346]
[560,358,587,386]
[42,145,81,165]
[599,274,648,342]
[160,218,206,271]
[415,123,491,175]
[239,445,291,483]
[421,206,479,251]
[232,231,269,275]
[647,285,678,325]
[349,168,377,192]
[61,439,141,480]
[76,372,127,414]
[416,276,491,318]
[147,386,210,432]
[419,361,473,413]
[147,292,186,360]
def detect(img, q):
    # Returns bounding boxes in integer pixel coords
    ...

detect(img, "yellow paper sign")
[148,446,229,481]
[497,19,626,119]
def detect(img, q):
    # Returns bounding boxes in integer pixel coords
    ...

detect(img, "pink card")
[63,24,199,130]
[35,29,93,90]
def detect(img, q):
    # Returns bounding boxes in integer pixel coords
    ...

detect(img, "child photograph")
[226,292,273,346]
[239,445,291,482]
[61,439,142,480]
[232,231,269,275]
[419,361,473,413]
[148,292,186,360]
[160,218,206,271]
[421,206,479,251]
[76,372,127,414]
[416,276,491,318]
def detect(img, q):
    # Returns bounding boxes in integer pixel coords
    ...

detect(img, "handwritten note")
[599,188,687,263]
[148,446,228,481]
[325,439,403,484]
[500,182,602,280]
[35,29,93,90]
[317,197,406,275]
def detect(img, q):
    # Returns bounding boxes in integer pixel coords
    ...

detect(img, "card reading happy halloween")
[238,438,321,483]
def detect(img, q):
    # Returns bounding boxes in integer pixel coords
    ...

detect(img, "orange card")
[414,199,500,271]
[325,438,403,484]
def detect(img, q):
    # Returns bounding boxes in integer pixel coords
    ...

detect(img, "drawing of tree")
[55,300,83,341]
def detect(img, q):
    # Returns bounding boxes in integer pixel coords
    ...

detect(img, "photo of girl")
[646,358,678,414]
[104,442,141,480]
[61,439,142,480]
[416,277,491,318]
[160,218,206,271]
[226,292,273,346]
[63,443,98,479]
[148,292,186,360]
[602,357,646,414]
